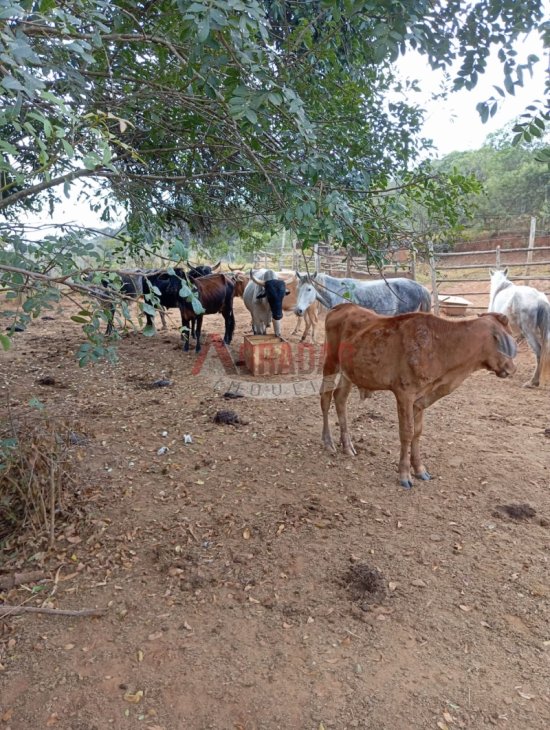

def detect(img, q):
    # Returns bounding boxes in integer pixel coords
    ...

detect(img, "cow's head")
[231,271,248,298]
[250,270,289,320]
[186,262,212,279]
[478,312,517,378]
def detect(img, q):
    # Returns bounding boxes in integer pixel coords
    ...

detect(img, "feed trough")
[438,295,472,317]
[243,335,293,376]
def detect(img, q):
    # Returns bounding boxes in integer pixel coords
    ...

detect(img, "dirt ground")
[1,292,549,730]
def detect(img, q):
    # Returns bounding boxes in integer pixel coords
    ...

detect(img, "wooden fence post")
[313,243,320,272]
[524,216,536,278]
[346,250,352,277]
[429,242,439,315]
[410,248,417,281]
[496,245,501,269]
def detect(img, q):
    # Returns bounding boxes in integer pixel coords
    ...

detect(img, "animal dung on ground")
[213,410,248,426]
[68,431,88,446]
[36,376,57,386]
[147,378,173,389]
[223,391,245,399]
[493,503,537,521]
[343,563,387,609]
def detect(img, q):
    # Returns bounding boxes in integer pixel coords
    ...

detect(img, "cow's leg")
[105,302,115,337]
[333,375,355,455]
[411,404,431,481]
[159,309,168,330]
[299,313,309,342]
[179,306,191,352]
[320,357,340,452]
[303,310,317,343]
[223,308,235,345]
[291,316,302,336]
[395,394,415,488]
[194,316,203,353]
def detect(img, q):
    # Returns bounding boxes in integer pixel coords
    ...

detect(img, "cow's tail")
[418,285,432,313]
[537,299,550,386]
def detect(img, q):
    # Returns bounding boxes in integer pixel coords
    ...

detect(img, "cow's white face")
[294,282,316,316]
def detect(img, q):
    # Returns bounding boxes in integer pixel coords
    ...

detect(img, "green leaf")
[142,324,156,337]
[198,18,210,42]
[0,334,11,351]
[191,296,205,315]
[28,397,45,411]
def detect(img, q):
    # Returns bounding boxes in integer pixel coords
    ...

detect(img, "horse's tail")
[537,300,550,386]
[418,284,432,313]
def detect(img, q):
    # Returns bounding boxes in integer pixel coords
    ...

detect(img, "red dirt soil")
[1,295,549,730]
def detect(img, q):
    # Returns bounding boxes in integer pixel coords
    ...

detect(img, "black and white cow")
[242,269,292,339]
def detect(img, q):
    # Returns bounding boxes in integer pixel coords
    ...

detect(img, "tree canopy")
[0,0,547,353]
[435,126,550,234]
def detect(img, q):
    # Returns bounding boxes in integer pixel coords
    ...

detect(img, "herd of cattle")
[83,262,549,488]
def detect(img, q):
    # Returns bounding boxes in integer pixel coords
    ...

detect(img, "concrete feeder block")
[243,335,293,376]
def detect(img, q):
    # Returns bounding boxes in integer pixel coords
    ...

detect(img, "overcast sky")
[397,32,548,156]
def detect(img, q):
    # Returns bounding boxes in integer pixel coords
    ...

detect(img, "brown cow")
[281,273,319,342]
[321,304,517,488]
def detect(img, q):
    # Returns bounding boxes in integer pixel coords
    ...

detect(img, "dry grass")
[0,408,82,550]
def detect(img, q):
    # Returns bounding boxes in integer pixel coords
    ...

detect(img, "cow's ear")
[285,289,290,296]
[503,267,509,276]
[492,312,509,328]
[312,272,318,280]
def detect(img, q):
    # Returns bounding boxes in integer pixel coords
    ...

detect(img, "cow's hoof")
[523,380,539,388]
[322,440,336,453]
[400,479,414,489]
[415,470,431,481]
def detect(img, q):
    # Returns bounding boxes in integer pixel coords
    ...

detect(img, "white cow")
[243,269,293,338]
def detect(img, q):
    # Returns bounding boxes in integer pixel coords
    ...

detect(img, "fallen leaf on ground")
[124,690,144,703]
[147,631,163,641]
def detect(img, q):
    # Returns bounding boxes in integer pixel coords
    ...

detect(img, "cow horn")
[211,260,221,271]
[250,270,265,287]
[228,264,242,272]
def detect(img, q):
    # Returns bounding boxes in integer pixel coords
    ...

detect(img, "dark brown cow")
[143,271,235,352]
[321,304,517,488]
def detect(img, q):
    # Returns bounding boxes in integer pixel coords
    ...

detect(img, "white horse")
[489,268,550,387]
